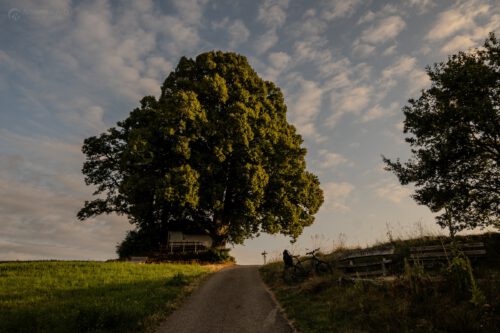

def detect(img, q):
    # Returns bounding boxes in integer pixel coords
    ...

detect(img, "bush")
[116,228,162,258]
[150,248,235,264]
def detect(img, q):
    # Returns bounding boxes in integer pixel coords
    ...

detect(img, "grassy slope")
[261,232,500,333]
[0,261,212,333]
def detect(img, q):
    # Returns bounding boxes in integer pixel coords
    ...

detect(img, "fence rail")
[165,241,208,253]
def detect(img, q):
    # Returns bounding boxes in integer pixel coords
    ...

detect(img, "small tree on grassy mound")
[79,51,324,253]
[383,33,500,236]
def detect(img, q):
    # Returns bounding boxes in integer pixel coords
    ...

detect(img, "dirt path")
[156,265,293,333]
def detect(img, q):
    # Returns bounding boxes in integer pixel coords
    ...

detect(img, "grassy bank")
[261,233,500,333]
[0,261,213,333]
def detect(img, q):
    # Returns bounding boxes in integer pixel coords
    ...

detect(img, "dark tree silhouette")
[384,33,500,236]
[79,51,324,250]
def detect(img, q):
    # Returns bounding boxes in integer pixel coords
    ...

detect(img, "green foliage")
[202,248,235,263]
[469,272,487,308]
[116,228,161,258]
[79,51,323,250]
[447,254,472,296]
[167,273,189,286]
[383,33,500,235]
[447,253,487,306]
[403,258,430,296]
[0,261,211,333]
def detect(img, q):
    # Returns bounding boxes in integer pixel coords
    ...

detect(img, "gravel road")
[156,265,294,333]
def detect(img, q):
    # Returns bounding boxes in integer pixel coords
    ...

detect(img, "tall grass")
[261,232,500,333]
[0,261,211,333]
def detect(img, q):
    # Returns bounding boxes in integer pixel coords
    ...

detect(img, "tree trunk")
[210,214,229,249]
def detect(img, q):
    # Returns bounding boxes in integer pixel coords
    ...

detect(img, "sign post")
[261,251,268,265]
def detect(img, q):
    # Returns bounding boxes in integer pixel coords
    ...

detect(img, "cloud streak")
[322,182,355,212]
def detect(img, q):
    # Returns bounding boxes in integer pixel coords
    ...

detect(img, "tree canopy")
[383,33,500,236]
[78,51,323,248]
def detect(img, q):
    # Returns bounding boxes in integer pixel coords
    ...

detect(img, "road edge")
[257,266,299,333]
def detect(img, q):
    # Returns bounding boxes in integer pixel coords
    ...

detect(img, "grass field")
[261,232,500,333]
[0,261,213,333]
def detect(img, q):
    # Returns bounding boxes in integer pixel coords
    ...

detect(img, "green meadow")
[0,261,211,333]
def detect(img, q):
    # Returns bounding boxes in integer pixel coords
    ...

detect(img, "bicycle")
[302,248,332,275]
[282,248,332,283]
[282,254,308,283]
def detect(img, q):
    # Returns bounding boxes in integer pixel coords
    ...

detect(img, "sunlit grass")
[0,261,211,332]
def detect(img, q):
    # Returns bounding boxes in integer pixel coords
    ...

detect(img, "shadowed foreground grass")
[261,233,500,333]
[0,261,212,333]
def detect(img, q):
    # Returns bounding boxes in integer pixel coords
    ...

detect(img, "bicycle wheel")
[293,264,308,281]
[283,265,307,283]
[282,268,294,283]
[314,261,332,275]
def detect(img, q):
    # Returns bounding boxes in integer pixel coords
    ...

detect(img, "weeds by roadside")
[260,232,500,333]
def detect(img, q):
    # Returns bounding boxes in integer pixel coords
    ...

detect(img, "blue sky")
[1,0,498,264]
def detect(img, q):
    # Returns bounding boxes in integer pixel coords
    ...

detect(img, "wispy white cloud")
[254,29,279,55]
[321,0,362,21]
[269,51,291,68]
[439,34,476,54]
[395,121,405,132]
[405,0,435,14]
[293,38,332,64]
[285,73,325,143]
[357,10,375,24]
[374,181,411,203]
[376,55,429,98]
[0,175,129,260]
[0,130,81,166]
[361,102,399,122]
[0,130,130,260]
[382,44,398,56]
[382,56,417,79]
[318,149,348,169]
[361,15,406,44]
[264,51,291,81]
[322,181,355,212]
[257,0,290,28]
[378,55,418,90]
[338,86,372,113]
[295,15,328,37]
[171,0,209,25]
[211,17,250,49]
[353,14,406,58]
[228,19,250,48]
[145,56,173,79]
[407,68,431,96]
[357,4,399,25]
[426,1,489,41]
[425,0,500,54]
[327,85,373,127]
[352,40,376,57]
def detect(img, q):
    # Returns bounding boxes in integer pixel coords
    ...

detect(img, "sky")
[0,0,498,264]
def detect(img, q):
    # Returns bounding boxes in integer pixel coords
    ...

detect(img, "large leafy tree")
[78,51,323,248]
[383,33,500,236]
